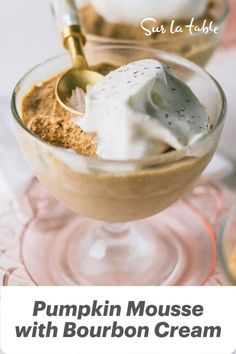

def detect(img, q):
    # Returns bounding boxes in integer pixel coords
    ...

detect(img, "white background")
[1,287,236,354]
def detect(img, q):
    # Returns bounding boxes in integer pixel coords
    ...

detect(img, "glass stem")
[101,222,130,237]
[90,222,136,259]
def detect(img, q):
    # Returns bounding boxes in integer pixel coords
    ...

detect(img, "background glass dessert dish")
[79,0,228,67]
[11,46,226,285]
[218,203,236,284]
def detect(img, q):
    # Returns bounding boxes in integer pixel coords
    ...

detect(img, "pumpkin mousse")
[20,59,214,222]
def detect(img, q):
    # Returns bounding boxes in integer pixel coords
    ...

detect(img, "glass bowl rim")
[11,47,227,167]
[81,0,229,45]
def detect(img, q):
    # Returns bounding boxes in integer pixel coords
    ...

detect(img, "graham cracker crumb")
[22,76,97,157]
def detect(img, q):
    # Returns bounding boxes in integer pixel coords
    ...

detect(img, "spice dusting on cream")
[73,59,210,160]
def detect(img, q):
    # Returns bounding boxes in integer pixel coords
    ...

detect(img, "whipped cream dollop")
[89,0,208,24]
[75,59,210,160]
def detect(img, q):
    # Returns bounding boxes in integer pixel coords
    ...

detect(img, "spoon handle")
[52,0,87,69]
[52,0,80,27]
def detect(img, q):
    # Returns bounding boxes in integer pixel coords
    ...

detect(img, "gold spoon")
[52,0,103,115]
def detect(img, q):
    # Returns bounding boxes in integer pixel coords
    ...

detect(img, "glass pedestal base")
[21,196,216,286]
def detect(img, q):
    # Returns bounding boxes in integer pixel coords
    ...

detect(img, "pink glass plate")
[0,178,232,286]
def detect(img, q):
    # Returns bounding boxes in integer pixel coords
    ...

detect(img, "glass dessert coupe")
[218,203,236,284]
[79,0,229,67]
[11,46,226,286]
